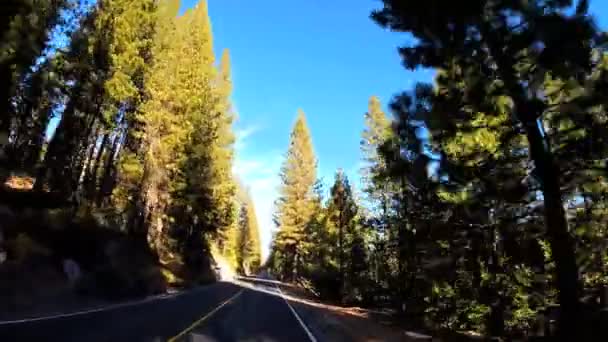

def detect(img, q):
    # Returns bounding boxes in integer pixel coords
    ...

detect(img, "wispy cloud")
[234,125,262,152]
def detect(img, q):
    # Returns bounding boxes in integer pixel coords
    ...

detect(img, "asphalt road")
[0,280,315,342]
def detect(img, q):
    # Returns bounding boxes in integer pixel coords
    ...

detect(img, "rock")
[63,259,82,286]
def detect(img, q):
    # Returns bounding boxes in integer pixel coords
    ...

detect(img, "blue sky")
[199,0,431,259]
[194,0,608,260]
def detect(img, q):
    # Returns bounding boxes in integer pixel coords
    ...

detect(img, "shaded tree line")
[1,0,260,282]
[221,180,262,275]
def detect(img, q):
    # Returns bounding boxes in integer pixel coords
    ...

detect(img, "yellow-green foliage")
[273,110,318,278]
[443,112,508,165]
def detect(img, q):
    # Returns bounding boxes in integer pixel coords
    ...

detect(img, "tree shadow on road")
[235,276,436,342]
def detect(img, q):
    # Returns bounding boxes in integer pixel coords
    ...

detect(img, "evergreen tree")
[417,80,542,335]
[37,0,156,199]
[326,169,359,300]
[2,0,242,286]
[243,190,262,273]
[118,0,182,243]
[0,0,68,160]
[204,48,238,249]
[234,192,262,274]
[12,55,65,169]
[360,96,392,207]
[224,181,262,274]
[372,1,605,336]
[273,110,318,280]
[360,95,395,299]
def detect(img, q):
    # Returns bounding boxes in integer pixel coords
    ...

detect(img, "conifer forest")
[1,0,608,340]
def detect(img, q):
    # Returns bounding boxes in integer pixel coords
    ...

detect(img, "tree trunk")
[96,130,121,207]
[85,132,108,199]
[287,243,297,282]
[35,94,87,198]
[483,33,581,336]
[338,209,344,299]
[78,122,101,193]
[525,121,580,338]
[71,117,98,192]
[21,102,53,170]
[397,176,409,311]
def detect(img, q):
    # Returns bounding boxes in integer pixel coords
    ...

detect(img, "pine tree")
[372,1,605,336]
[327,169,359,300]
[37,0,156,199]
[361,96,392,206]
[0,0,68,160]
[273,110,318,280]
[34,10,101,195]
[297,179,339,296]
[12,55,64,169]
[420,78,542,335]
[168,1,236,276]
[94,0,156,207]
[224,181,261,274]
[115,0,182,241]
[2,0,243,287]
[360,95,395,298]
[233,194,261,274]
[243,190,262,273]
[205,48,238,247]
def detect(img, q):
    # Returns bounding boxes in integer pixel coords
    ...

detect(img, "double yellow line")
[168,289,244,342]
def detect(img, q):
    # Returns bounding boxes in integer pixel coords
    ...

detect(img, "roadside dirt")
[238,277,436,341]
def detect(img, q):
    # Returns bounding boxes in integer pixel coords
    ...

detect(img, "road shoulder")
[239,277,431,342]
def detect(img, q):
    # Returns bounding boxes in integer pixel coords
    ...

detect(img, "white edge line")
[0,291,179,325]
[275,285,318,342]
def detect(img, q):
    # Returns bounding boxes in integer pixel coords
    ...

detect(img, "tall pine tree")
[326,169,358,300]
[273,110,317,280]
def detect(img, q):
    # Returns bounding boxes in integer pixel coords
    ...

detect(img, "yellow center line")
[168,289,244,342]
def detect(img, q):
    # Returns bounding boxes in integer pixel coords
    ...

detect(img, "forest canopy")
[0,0,260,283]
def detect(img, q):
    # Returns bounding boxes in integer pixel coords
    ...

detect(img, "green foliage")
[326,169,363,302]
[272,110,318,280]
[0,0,69,149]
[4,0,608,338]
[360,96,392,206]
[370,0,608,338]
[222,182,262,274]
[4,0,242,285]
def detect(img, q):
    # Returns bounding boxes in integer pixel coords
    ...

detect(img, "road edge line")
[0,291,183,325]
[168,289,244,342]
[275,285,318,342]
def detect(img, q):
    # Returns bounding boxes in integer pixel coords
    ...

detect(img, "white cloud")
[234,125,261,152]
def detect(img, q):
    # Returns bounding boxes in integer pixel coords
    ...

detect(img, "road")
[0,280,316,342]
